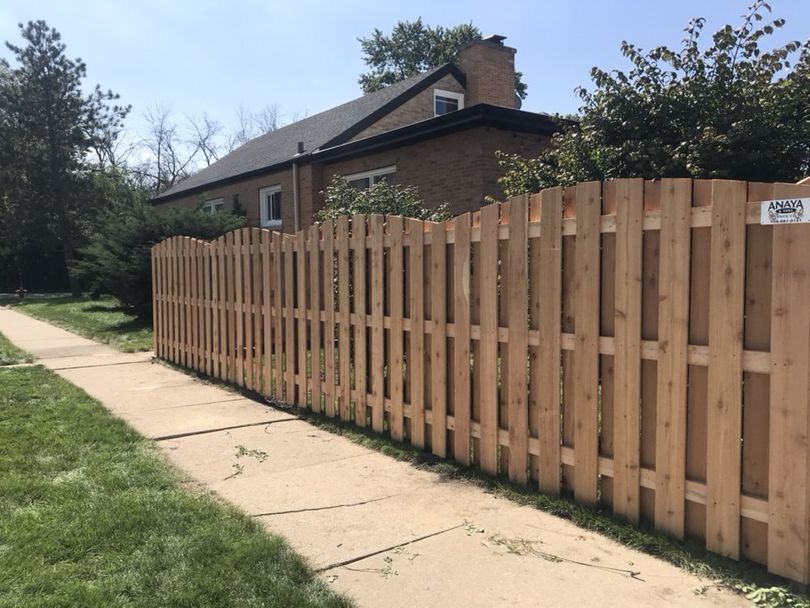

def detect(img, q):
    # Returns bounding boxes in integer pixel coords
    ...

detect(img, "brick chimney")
[457,35,518,109]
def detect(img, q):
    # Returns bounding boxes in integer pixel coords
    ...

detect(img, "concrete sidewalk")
[0,306,747,608]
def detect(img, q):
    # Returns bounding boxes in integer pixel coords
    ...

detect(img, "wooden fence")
[151,178,810,583]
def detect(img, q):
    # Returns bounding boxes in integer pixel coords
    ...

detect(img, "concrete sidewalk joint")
[152,416,297,441]
[50,359,155,371]
[252,495,397,518]
[315,524,466,573]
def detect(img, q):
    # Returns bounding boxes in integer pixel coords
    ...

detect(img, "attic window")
[434,89,464,116]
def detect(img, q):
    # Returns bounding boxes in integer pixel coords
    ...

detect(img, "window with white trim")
[434,89,464,116]
[259,185,282,228]
[201,198,224,214]
[343,166,396,191]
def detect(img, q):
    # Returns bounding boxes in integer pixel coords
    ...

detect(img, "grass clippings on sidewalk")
[158,354,810,607]
[288,406,807,608]
[0,331,32,365]
[10,295,152,352]
[0,365,351,608]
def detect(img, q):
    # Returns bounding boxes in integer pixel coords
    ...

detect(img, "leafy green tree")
[316,177,450,223]
[0,21,129,294]
[497,1,810,197]
[359,19,527,100]
[73,199,245,318]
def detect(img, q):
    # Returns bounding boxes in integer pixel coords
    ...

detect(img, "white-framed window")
[343,166,396,191]
[201,198,224,214]
[259,185,282,228]
[434,89,464,116]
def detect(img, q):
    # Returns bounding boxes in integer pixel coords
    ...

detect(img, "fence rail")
[151,178,810,583]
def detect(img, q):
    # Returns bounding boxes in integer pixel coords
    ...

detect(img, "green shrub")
[316,177,450,222]
[73,202,244,318]
[497,2,810,195]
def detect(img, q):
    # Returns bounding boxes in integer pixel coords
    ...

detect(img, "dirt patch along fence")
[152,178,810,583]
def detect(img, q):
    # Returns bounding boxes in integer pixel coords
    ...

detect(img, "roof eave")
[311,104,559,163]
[151,105,559,205]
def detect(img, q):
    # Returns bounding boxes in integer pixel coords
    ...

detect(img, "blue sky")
[2,0,808,141]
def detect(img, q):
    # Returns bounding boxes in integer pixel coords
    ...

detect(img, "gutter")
[150,105,560,205]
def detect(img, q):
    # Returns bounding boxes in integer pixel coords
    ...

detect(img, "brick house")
[151,35,559,231]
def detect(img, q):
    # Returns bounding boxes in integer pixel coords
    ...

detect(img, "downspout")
[293,140,305,232]
[292,161,300,232]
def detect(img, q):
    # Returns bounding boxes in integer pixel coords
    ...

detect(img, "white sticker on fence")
[760,198,810,225]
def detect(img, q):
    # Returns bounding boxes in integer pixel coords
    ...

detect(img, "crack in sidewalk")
[251,495,397,518]
[315,523,465,573]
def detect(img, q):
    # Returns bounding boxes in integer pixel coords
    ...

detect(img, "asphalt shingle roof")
[157,66,453,199]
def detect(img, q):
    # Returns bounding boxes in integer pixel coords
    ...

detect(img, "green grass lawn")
[0,365,351,608]
[0,332,32,365]
[10,296,153,352]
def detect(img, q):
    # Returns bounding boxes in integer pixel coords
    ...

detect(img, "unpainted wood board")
[182,238,191,367]
[408,219,425,448]
[389,216,405,441]
[573,181,601,506]
[338,217,352,422]
[507,195,529,484]
[353,215,368,427]
[369,215,386,433]
[151,247,158,355]
[479,203,500,475]
[470,228,482,466]
[235,230,246,386]
[430,221,448,456]
[686,203,710,542]
[262,233,273,396]
[742,183,774,502]
[537,187,563,494]
[252,229,263,392]
[654,178,692,539]
[273,233,284,398]
[309,225,322,411]
[453,213,472,464]
[243,231,254,389]
[767,183,810,583]
[705,180,747,559]
[296,230,308,406]
[611,179,643,523]
[218,236,228,379]
[323,222,336,417]
[284,235,296,403]
[204,244,213,376]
